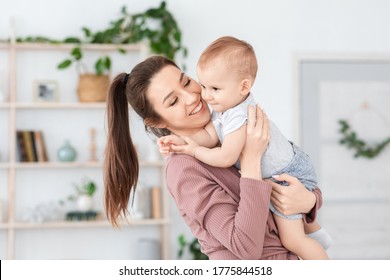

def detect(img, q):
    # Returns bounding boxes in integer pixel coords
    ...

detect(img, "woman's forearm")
[240,154,262,180]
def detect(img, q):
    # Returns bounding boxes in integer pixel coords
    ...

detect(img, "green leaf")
[104,56,111,70]
[57,59,72,69]
[71,47,82,60]
[82,27,91,38]
[95,58,106,75]
[63,37,81,43]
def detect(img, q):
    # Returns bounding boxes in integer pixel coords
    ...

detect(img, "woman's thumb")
[272,173,295,183]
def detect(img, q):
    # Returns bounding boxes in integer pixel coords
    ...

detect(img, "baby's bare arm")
[193,126,246,168]
[189,120,219,148]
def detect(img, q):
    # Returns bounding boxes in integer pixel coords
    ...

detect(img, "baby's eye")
[212,87,220,91]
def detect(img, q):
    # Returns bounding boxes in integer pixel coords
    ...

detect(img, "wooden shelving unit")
[0,42,170,259]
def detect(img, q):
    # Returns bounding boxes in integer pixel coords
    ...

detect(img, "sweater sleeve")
[166,155,272,260]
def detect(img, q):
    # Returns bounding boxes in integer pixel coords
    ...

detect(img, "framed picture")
[293,53,390,259]
[33,80,60,102]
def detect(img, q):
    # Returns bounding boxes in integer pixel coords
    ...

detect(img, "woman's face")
[146,65,211,136]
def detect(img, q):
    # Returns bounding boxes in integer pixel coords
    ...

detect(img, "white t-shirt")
[211,94,294,178]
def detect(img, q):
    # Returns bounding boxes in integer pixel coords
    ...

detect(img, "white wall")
[1,0,389,259]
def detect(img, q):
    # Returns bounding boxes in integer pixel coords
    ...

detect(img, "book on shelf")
[33,131,48,162]
[16,130,48,162]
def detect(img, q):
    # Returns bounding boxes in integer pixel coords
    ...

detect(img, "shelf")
[1,42,145,52]
[0,219,171,229]
[2,41,170,260]
[14,103,107,109]
[0,160,163,169]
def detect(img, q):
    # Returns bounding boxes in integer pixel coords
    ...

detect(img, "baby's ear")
[144,118,167,129]
[240,79,252,96]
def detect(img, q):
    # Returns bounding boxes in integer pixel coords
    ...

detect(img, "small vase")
[57,140,77,162]
[77,195,93,212]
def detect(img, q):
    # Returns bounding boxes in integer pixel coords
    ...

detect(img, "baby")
[158,36,331,259]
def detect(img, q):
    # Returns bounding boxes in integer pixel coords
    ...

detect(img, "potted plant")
[177,234,209,260]
[14,1,187,102]
[60,177,97,212]
[56,1,187,102]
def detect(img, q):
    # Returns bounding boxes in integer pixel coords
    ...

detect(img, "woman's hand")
[240,105,270,180]
[265,173,316,215]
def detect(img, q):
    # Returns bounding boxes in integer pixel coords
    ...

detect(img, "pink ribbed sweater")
[166,154,322,260]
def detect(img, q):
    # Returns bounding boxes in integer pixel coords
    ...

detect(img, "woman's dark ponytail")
[104,73,138,227]
[104,56,179,227]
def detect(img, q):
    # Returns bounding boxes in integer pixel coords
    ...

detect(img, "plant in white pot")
[74,178,97,212]
[60,178,97,212]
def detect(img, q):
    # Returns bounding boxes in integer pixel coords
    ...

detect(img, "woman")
[104,56,322,260]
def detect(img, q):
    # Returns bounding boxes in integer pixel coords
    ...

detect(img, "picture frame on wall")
[33,80,60,102]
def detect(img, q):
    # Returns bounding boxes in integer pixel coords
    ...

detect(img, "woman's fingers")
[271,173,298,187]
[246,105,256,131]
[266,173,316,215]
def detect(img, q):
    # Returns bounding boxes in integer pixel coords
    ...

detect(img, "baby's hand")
[170,136,199,158]
[157,135,187,156]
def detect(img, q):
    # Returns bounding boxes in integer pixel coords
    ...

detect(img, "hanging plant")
[55,1,187,75]
[14,1,187,75]
[338,119,390,158]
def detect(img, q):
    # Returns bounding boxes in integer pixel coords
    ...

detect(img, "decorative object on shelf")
[22,201,63,224]
[66,210,100,221]
[129,182,150,219]
[338,102,390,159]
[32,80,60,103]
[60,177,97,213]
[77,74,109,102]
[74,178,97,212]
[89,127,97,162]
[151,187,162,219]
[57,140,77,162]
[177,234,208,260]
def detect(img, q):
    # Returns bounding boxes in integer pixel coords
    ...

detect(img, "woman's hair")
[197,36,258,82]
[104,55,178,226]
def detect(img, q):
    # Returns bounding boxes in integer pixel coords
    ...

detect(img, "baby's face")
[197,59,247,113]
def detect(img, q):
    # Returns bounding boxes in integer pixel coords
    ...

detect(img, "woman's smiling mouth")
[189,100,204,115]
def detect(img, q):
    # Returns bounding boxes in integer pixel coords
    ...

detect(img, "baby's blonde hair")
[197,36,258,82]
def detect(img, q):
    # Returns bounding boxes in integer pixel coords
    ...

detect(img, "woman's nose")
[182,89,198,105]
[201,89,212,101]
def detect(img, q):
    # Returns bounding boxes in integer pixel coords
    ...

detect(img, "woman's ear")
[144,118,167,129]
[240,79,252,96]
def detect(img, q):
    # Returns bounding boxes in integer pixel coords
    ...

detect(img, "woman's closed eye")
[169,97,178,106]
[184,78,191,87]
